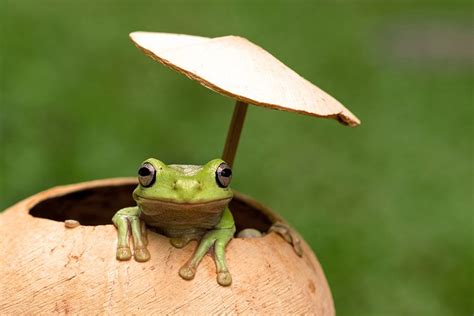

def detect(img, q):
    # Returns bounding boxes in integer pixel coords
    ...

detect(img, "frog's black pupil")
[221,168,232,177]
[139,167,151,176]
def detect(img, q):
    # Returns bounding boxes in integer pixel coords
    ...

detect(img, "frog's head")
[132,158,233,224]
[133,158,233,203]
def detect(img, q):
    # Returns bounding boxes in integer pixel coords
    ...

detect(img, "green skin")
[112,158,236,286]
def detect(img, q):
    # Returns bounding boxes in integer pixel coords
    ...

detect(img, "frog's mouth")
[135,196,232,208]
[135,196,232,230]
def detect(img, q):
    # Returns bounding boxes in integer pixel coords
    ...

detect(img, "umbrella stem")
[222,101,248,167]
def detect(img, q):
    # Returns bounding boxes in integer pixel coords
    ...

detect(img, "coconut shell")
[0,178,334,314]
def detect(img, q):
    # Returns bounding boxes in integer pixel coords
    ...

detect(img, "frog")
[112,157,303,287]
[112,158,236,286]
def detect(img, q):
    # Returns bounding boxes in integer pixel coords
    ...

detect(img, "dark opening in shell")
[29,183,272,235]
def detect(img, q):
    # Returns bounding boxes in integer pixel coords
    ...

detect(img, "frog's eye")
[216,162,232,188]
[138,162,156,187]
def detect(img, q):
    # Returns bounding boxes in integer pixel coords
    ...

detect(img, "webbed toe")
[116,247,132,261]
[170,237,189,249]
[179,265,196,280]
[134,247,151,262]
[217,271,232,286]
[269,222,303,257]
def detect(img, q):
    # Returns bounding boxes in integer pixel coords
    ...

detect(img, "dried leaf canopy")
[130,32,360,126]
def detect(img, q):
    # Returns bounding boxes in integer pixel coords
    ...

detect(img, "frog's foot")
[216,270,232,286]
[178,265,196,280]
[179,226,235,286]
[269,222,303,257]
[133,246,150,262]
[116,247,132,261]
[112,207,150,262]
[170,234,199,249]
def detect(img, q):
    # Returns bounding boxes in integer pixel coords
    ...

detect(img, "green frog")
[112,158,302,286]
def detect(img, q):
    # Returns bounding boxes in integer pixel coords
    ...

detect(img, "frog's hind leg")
[112,206,150,262]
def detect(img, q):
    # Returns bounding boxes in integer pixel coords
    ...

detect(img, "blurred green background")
[1,0,472,314]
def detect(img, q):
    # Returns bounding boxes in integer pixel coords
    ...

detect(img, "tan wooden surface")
[0,178,335,315]
[130,31,360,127]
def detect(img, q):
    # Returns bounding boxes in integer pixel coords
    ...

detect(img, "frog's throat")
[136,196,232,233]
[135,196,232,208]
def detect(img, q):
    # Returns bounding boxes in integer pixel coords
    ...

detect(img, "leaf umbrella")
[130,32,360,167]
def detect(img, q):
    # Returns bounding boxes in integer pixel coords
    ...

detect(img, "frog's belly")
[137,198,229,238]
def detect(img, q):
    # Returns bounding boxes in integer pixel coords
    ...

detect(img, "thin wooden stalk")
[222,101,248,167]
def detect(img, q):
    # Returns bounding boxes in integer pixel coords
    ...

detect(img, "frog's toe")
[293,239,303,257]
[269,222,304,257]
[179,265,196,280]
[134,247,150,262]
[116,247,132,261]
[170,237,188,249]
[217,271,232,286]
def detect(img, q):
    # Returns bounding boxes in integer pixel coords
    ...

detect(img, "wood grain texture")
[0,178,335,315]
[129,31,360,127]
[222,101,248,167]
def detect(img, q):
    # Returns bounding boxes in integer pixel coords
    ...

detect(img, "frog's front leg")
[112,206,150,262]
[179,208,236,286]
